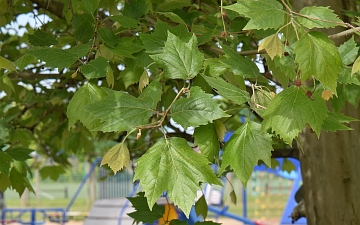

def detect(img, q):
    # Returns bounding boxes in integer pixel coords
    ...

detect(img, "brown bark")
[300,103,360,225]
[295,1,360,224]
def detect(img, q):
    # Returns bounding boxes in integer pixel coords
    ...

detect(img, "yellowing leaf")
[0,56,16,72]
[321,90,333,101]
[106,66,114,88]
[139,70,150,93]
[258,34,283,60]
[214,120,226,142]
[351,56,360,76]
[230,189,237,205]
[101,143,130,174]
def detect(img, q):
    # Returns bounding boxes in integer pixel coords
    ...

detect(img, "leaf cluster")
[0,0,359,222]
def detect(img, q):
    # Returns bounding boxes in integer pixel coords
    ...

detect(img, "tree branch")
[30,0,65,19]
[8,70,61,80]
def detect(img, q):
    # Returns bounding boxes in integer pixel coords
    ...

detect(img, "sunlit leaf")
[351,56,360,76]
[220,121,273,187]
[258,34,283,59]
[134,137,222,216]
[297,6,343,29]
[294,31,342,93]
[0,56,16,71]
[262,86,328,144]
[101,143,130,174]
[224,0,285,30]
[338,37,359,65]
[151,32,204,80]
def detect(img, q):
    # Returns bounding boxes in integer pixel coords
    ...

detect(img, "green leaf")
[101,143,130,174]
[0,56,16,71]
[214,120,226,142]
[249,88,273,117]
[106,38,143,58]
[201,75,250,105]
[67,42,92,58]
[322,112,358,132]
[80,0,100,13]
[194,124,220,161]
[14,54,37,71]
[294,31,342,93]
[10,168,27,196]
[220,45,260,78]
[338,67,360,85]
[85,89,154,132]
[230,189,237,205]
[127,193,165,224]
[106,66,114,88]
[67,83,108,133]
[272,55,297,82]
[6,147,34,161]
[27,47,78,69]
[72,13,95,43]
[39,165,66,181]
[282,158,296,173]
[351,56,360,76]
[265,56,289,88]
[138,70,149,93]
[0,151,12,175]
[157,0,191,11]
[338,37,359,65]
[97,26,119,48]
[171,87,229,129]
[297,6,343,29]
[138,80,163,109]
[122,0,149,20]
[157,12,186,25]
[262,86,328,144]
[64,132,93,154]
[151,32,204,80]
[1,76,15,94]
[121,66,143,88]
[140,20,191,54]
[195,194,208,219]
[109,15,139,28]
[170,220,188,225]
[28,29,58,46]
[220,121,273,187]
[258,34,283,60]
[224,0,285,30]
[134,137,222,216]
[81,57,108,79]
[0,173,11,192]
[203,58,227,77]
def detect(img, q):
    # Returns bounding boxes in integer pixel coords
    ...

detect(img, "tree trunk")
[295,1,360,224]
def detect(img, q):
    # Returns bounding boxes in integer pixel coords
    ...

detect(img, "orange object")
[157,204,178,224]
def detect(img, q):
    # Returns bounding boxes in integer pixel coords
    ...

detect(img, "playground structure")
[1,155,307,225]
